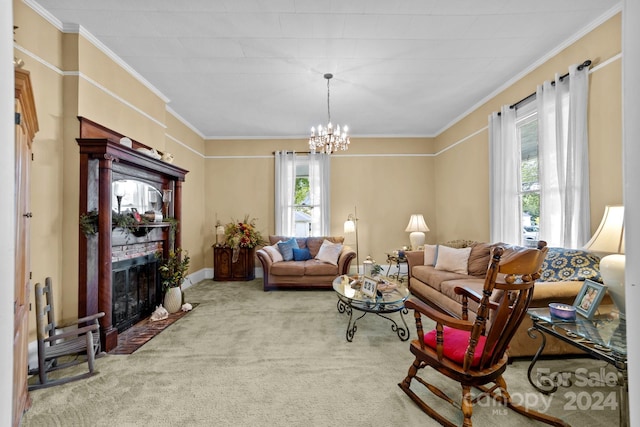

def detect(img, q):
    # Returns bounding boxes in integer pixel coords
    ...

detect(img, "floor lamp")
[344,207,359,274]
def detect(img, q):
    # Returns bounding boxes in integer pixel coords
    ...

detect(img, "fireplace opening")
[112,254,161,332]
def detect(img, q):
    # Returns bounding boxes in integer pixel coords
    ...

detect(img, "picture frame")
[361,276,378,298]
[573,279,607,319]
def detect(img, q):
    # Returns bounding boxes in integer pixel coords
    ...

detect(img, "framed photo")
[573,279,607,319]
[361,277,378,298]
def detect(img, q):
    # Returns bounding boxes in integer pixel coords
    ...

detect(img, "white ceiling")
[32,0,620,139]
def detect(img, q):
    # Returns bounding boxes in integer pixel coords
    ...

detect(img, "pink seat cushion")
[423,326,487,367]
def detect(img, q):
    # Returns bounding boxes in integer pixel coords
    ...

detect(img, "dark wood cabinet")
[214,246,255,281]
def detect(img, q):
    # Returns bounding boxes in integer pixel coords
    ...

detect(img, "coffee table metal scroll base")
[336,298,409,342]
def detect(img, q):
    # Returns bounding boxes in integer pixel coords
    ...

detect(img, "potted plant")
[158,248,190,313]
[371,263,384,278]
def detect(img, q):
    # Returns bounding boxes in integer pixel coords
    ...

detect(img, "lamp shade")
[405,214,429,233]
[344,219,356,233]
[583,205,624,254]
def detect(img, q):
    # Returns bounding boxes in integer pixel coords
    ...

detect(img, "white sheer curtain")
[274,151,296,235]
[308,152,330,236]
[537,64,590,248]
[489,106,521,244]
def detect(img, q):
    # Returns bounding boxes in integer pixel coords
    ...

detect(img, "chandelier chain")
[327,77,331,124]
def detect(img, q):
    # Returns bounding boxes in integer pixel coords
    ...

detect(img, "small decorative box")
[549,303,577,321]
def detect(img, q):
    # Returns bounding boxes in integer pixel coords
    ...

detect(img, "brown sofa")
[257,235,356,291]
[406,240,604,358]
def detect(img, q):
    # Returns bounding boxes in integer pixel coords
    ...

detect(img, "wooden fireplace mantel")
[77,117,189,351]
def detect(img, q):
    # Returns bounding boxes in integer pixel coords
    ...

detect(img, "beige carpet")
[22,279,622,426]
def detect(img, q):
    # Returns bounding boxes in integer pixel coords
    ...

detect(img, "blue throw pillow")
[277,238,299,261]
[292,248,311,261]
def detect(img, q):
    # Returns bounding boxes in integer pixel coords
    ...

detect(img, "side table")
[385,252,408,283]
[527,307,627,427]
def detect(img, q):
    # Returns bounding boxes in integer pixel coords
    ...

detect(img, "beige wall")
[203,137,435,267]
[14,0,205,339]
[14,0,623,340]
[434,13,622,243]
[164,114,206,272]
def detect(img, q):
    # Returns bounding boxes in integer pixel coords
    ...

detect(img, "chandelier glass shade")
[309,73,350,154]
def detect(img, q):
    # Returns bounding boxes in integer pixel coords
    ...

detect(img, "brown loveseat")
[257,235,356,291]
[406,240,604,358]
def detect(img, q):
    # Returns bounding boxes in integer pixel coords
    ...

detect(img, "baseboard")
[184,267,264,289]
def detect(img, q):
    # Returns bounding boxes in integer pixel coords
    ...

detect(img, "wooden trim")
[15,68,39,141]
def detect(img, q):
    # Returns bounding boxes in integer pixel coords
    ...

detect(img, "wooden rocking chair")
[28,277,105,390]
[399,241,569,427]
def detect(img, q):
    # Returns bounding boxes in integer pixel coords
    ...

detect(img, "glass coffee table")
[332,275,410,342]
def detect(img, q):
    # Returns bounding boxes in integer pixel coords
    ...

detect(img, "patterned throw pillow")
[538,248,601,283]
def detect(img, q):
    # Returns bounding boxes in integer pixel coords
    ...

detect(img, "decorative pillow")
[424,326,487,367]
[263,243,283,263]
[423,244,438,266]
[292,247,312,261]
[277,237,299,262]
[306,236,344,258]
[467,242,499,277]
[315,239,343,266]
[435,246,472,274]
[538,248,602,283]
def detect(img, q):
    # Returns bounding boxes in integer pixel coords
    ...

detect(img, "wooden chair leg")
[461,384,473,427]
[399,357,420,390]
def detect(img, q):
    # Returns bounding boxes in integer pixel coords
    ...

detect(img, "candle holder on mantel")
[114,181,126,214]
[162,189,172,217]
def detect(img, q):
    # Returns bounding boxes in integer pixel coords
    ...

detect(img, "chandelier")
[309,73,350,154]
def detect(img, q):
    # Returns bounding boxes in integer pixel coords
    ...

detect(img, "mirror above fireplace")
[112,179,163,215]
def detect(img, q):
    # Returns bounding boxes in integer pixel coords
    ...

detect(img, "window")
[275,152,330,237]
[293,161,312,237]
[516,102,540,247]
[490,64,589,248]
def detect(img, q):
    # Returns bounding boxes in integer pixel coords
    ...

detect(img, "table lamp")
[405,214,429,250]
[583,205,625,317]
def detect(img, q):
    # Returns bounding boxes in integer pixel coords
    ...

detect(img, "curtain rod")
[498,59,591,115]
[272,151,312,155]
